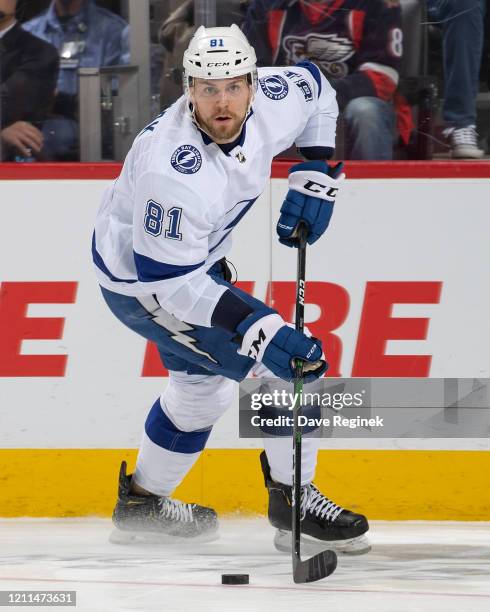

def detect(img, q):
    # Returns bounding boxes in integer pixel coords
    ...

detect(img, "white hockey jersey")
[93,63,338,328]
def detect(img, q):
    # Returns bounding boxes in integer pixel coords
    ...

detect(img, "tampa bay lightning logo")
[259,75,289,100]
[171,145,202,174]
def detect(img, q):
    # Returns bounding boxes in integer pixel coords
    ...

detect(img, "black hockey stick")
[292,222,337,583]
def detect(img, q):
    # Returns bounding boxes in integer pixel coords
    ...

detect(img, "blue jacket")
[23,0,129,96]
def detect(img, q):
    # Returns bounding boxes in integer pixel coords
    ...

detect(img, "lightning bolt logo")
[138,295,218,364]
[171,145,203,175]
[180,152,196,165]
[259,75,289,100]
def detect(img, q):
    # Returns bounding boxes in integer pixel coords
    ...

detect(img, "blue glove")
[277,160,344,248]
[236,310,328,383]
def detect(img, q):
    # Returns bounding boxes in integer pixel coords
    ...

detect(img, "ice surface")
[0,519,489,612]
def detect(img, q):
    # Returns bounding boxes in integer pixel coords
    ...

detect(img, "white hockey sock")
[132,372,235,497]
[263,435,320,486]
[133,429,201,497]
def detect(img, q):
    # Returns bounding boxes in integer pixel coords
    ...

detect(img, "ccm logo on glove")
[237,312,327,382]
[288,168,343,202]
[247,328,266,360]
[276,160,344,248]
[303,179,339,199]
[238,313,284,362]
[306,343,318,359]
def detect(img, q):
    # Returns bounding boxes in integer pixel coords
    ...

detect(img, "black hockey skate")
[260,451,371,555]
[109,461,219,545]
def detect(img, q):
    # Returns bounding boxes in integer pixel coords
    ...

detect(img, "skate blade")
[109,528,220,546]
[274,529,371,556]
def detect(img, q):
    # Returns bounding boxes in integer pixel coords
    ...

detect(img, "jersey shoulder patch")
[170,144,203,175]
[258,74,290,101]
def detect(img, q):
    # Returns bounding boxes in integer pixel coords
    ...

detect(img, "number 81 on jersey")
[144,200,183,241]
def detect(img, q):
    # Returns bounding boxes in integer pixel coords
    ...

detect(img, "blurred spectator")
[427,0,486,158]
[158,0,248,109]
[23,0,129,160]
[243,0,404,160]
[120,21,166,118]
[482,8,490,89]
[0,0,59,161]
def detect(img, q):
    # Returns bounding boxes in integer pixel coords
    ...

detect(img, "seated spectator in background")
[427,0,485,158]
[23,0,129,160]
[158,0,248,109]
[0,0,59,161]
[243,0,404,160]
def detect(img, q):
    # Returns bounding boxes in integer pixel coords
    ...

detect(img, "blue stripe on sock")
[145,398,212,454]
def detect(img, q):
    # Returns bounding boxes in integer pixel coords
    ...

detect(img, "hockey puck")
[221,574,249,585]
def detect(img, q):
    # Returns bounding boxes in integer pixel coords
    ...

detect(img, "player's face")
[191,77,251,144]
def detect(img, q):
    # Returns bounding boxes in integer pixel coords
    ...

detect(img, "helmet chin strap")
[188,88,255,144]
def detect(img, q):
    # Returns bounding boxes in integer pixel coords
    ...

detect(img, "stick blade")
[293,549,337,583]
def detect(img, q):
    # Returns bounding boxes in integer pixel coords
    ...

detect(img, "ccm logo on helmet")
[303,180,339,199]
[207,62,230,67]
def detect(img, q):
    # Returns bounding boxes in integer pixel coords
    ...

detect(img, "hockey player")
[93,24,369,554]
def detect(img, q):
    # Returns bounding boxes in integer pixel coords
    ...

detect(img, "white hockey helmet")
[183,24,258,96]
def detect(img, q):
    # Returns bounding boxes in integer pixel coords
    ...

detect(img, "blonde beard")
[189,90,254,144]
[195,114,244,144]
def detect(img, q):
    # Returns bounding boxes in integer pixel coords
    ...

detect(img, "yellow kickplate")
[0,449,489,520]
